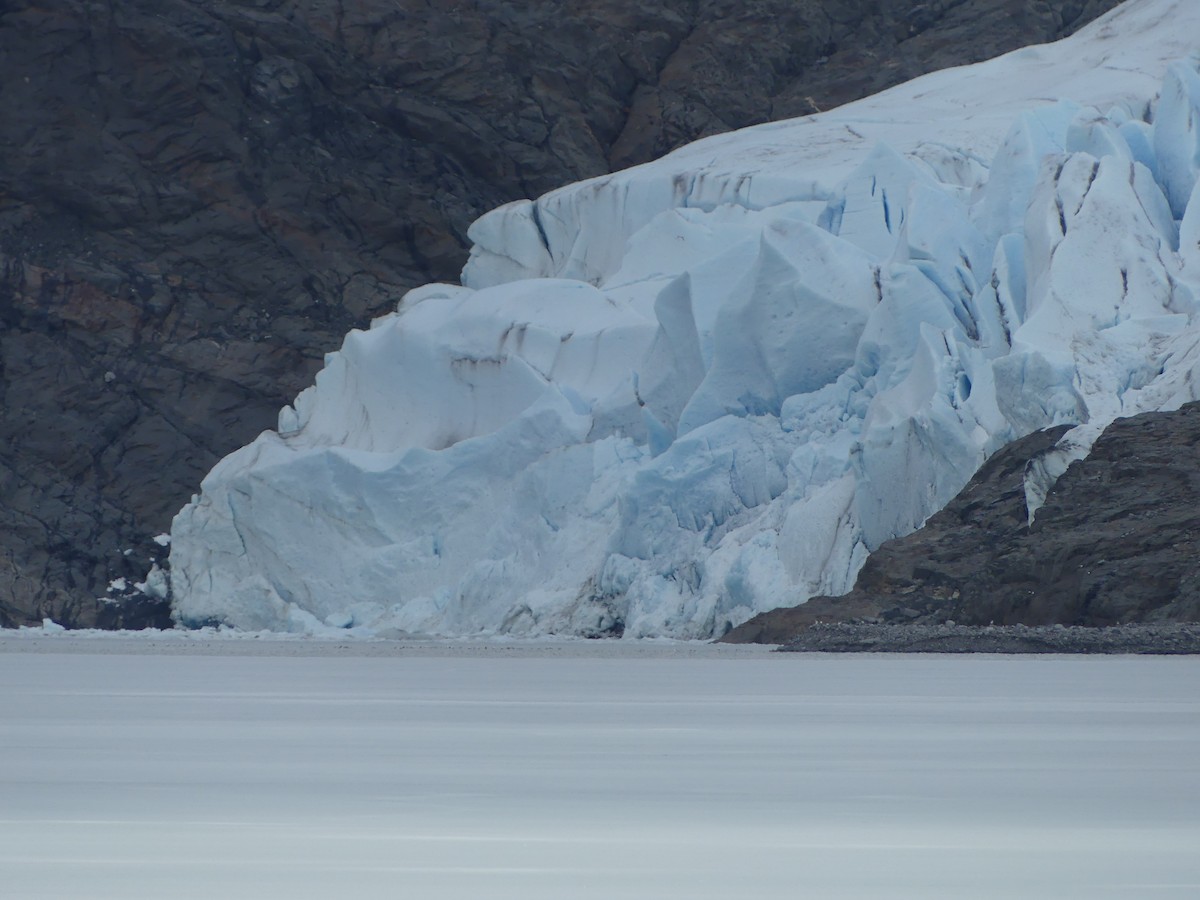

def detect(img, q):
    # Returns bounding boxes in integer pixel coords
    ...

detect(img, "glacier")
[170,0,1200,638]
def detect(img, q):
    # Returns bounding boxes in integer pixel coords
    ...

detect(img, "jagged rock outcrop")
[0,0,1121,627]
[725,404,1200,644]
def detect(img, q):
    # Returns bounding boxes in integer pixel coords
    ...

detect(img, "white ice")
[2,639,1198,899]
[169,0,1200,638]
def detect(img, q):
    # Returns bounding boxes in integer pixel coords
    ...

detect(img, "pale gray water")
[2,638,1198,898]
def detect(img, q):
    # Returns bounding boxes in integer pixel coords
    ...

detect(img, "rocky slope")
[0,0,1121,627]
[725,403,1200,644]
[779,623,1200,653]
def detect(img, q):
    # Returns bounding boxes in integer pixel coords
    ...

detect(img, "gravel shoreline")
[780,622,1200,654]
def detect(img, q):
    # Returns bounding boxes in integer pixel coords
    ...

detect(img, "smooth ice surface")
[2,639,1199,899]
[170,0,1200,638]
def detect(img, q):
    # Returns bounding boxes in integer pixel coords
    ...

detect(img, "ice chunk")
[678,220,879,435]
[135,564,170,600]
[461,200,554,287]
[1154,58,1200,218]
[971,102,1076,244]
[819,144,941,260]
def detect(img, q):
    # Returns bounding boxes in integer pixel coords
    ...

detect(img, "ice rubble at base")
[170,0,1200,638]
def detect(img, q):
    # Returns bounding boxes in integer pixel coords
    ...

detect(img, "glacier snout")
[170,24,1200,638]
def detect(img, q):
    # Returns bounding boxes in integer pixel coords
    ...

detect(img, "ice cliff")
[170,0,1200,637]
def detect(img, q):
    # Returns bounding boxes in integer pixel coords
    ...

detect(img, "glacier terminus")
[169,0,1200,639]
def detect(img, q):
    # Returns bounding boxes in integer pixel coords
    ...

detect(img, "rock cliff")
[0,0,1120,626]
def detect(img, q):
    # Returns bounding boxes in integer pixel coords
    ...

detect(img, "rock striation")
[0,0,1121,627]
[725,403,1200,644]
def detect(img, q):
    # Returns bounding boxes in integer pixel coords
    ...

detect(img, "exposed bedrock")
[0,0,1120,626]
[725,403,1200,644]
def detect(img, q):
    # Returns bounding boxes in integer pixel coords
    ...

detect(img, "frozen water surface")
[1,638,1198,898]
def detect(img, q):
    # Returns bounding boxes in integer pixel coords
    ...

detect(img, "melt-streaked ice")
[170,0,1200,637]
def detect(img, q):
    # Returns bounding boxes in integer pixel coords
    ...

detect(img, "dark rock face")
[610,0,1122,167]
[779,623,1200,654]
[0,0,1121,627]
[725,405,1200,645]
